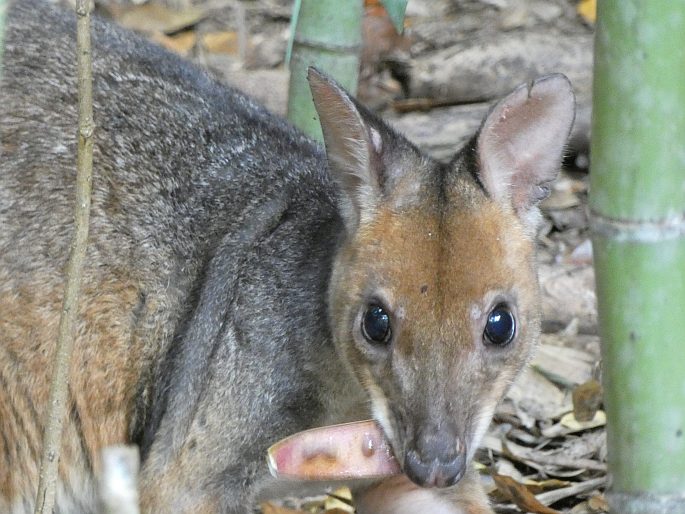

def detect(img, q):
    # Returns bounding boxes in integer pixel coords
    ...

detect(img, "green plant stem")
[590,1,685,512]
[287,0,363,141]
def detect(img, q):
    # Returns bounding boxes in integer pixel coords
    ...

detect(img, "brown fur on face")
[328,172,541,466]
[313,71,574,493]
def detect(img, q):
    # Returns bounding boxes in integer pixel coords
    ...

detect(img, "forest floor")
[92,0,603,512]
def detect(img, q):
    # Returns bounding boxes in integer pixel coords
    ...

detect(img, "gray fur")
[2,0,352,510]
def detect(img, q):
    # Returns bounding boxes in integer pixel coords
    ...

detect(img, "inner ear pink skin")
[267,420,400,480]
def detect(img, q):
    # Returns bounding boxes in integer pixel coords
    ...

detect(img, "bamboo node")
[589,209,685,243]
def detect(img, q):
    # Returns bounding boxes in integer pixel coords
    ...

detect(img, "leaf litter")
[95,0,604,511]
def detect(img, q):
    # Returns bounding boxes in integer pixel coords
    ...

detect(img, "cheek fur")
[363,370,397,445]
[467,402,497,463]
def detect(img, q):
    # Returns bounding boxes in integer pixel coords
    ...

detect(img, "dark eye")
[362,305,392,344]
[484,304,516,346]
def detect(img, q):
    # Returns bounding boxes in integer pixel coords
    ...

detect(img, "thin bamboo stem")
[286,0,363,141]
[380,0,408,34]
[33,0,95,511]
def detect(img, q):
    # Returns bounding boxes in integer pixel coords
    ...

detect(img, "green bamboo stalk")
[590,2,685,513]
[380,0,408,34]
[33,0,95,511]
[287,0,363,141]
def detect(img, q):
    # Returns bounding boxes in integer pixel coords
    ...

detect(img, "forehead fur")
[352,176,536,330]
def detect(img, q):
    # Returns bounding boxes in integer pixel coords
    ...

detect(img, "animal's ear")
[476,74,575,229]
[308,67,385,231]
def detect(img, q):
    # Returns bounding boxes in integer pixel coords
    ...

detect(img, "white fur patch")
[365,376,396,444]
[469,403,497,462]
[370,127,383,154]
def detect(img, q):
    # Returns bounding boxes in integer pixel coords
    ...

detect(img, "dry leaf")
[523,478,572,495]
[541,173,586,211]
[492,474,561,514]
[494,458,524,482]
[534,340,596,389]
[502,438,606,475]
[260,502,307,514]
[588,493,609,512]
[569,239,593,266]
[506,363,571,422]
[570,501,593,514]
[300,498,326,512]
[541,188,580,210]
[557,430,606,463]
[560,411,606,431]
[152,31,197,56]
[325,487,353,512]
[572,379,603,422]
[577,0,596,24]
[112,4,205,35]
[539,263,598,331]
[202,31,239,55]
[537,477,607,507]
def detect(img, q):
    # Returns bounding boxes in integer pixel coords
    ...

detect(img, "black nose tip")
[404,436,466,488]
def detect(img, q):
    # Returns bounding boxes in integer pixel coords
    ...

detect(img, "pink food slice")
[267,420,401,480]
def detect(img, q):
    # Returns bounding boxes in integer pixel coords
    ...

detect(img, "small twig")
[536,476,608,506]
[519,451,607,472]
[33,0,95,512]
[391,97,485,113]
[100,446,141,514]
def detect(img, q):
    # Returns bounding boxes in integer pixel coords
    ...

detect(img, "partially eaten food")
[267,420,401,480]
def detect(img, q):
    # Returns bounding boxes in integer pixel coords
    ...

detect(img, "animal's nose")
[403,430,466,488]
